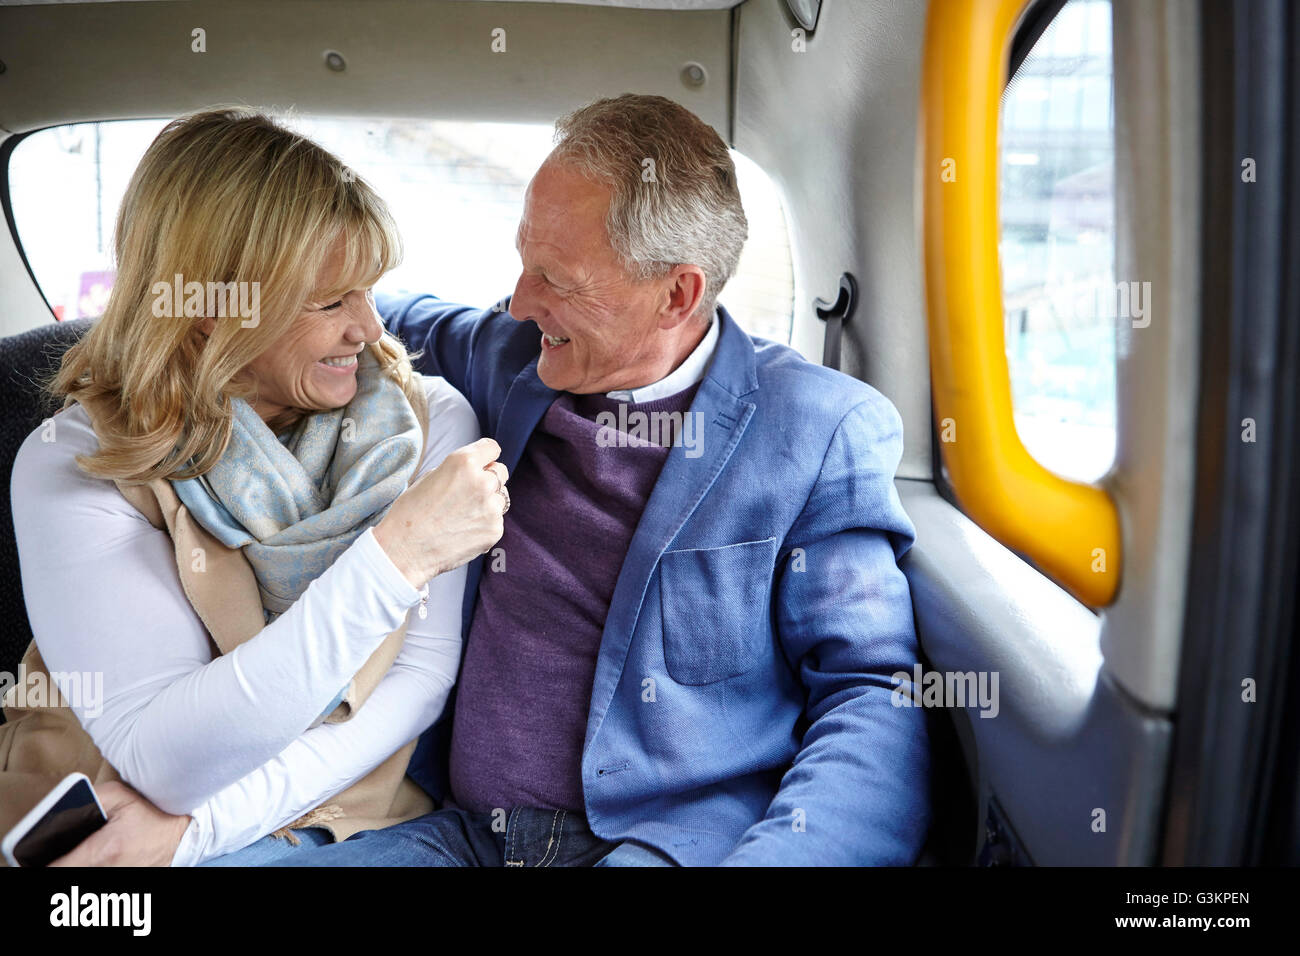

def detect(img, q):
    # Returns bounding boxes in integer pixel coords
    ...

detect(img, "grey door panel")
[900,478,1172,865]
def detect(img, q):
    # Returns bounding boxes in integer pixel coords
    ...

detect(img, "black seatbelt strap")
[814,272,858,371]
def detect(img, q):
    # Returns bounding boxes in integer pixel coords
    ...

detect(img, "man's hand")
[49,780,191,867]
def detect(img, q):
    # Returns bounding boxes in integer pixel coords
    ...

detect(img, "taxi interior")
[0,0,1297,866]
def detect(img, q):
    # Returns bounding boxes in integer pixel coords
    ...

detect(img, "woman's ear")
[196,316,216,338]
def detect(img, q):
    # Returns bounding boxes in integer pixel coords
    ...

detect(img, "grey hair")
[550,93,748,322]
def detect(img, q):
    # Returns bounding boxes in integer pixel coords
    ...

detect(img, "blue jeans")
[198,826,334,866]
[245,807,675,867]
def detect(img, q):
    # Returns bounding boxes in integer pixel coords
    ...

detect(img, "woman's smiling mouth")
[316,353,359,372]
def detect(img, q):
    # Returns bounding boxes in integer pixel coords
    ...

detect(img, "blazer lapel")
[460,358,558,629]
[584,307,760,746]
[493,358,557,473]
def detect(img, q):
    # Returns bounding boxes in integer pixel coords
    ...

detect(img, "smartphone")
[1,772,108,867]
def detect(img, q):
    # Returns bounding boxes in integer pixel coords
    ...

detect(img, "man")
[61,93,930,867]
[272,93,930,866]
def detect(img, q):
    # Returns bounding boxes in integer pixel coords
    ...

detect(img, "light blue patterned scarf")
[171,348,422,721]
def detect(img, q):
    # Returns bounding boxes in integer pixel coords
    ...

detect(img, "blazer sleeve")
[720,394,931,866]
[378,293,545,442]
[377,293,484,404]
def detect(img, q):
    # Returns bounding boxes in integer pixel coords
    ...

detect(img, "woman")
[3,108,507,866]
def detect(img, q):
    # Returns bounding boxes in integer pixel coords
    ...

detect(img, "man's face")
[508,159,682,394]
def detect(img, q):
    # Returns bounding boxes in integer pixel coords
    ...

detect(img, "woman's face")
[242,247,384,425]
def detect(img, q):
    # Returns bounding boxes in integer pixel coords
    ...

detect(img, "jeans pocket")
[659,537,778,685]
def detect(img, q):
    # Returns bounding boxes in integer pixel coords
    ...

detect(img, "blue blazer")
[381,293,931,865]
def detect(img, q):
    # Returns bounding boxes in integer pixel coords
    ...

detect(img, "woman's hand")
[49,781,191,867]
[373,436,508,587]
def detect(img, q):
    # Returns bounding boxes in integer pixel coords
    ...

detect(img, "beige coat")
[0,388,435,861]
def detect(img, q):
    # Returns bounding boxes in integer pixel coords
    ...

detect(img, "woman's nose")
[346,292,384,342]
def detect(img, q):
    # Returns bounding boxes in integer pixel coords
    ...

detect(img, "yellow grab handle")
[920,0,1121,606]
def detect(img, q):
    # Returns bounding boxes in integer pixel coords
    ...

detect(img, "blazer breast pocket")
[659,537,779,685]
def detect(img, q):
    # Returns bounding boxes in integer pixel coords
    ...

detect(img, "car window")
[8,116,794,343]
[999,0,1116,483]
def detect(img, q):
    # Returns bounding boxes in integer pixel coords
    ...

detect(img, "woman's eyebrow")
[308,283,358,302]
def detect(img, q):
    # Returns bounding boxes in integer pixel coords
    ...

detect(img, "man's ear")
[658,265,707,329]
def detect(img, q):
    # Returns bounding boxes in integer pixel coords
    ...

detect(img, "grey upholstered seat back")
[0,319,92,700]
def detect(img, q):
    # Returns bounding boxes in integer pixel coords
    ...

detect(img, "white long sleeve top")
[9,375,478,866]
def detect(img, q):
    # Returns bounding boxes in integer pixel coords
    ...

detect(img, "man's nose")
[508,275,537,324]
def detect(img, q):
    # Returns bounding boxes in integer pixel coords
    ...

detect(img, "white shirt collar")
[604,315,720,404]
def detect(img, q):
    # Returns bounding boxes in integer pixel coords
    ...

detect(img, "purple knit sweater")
[447,383,701,812]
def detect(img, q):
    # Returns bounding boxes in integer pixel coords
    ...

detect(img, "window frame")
[1,127,57,322]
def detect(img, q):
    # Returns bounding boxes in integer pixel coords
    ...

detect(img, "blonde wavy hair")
[51,106,419,484]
